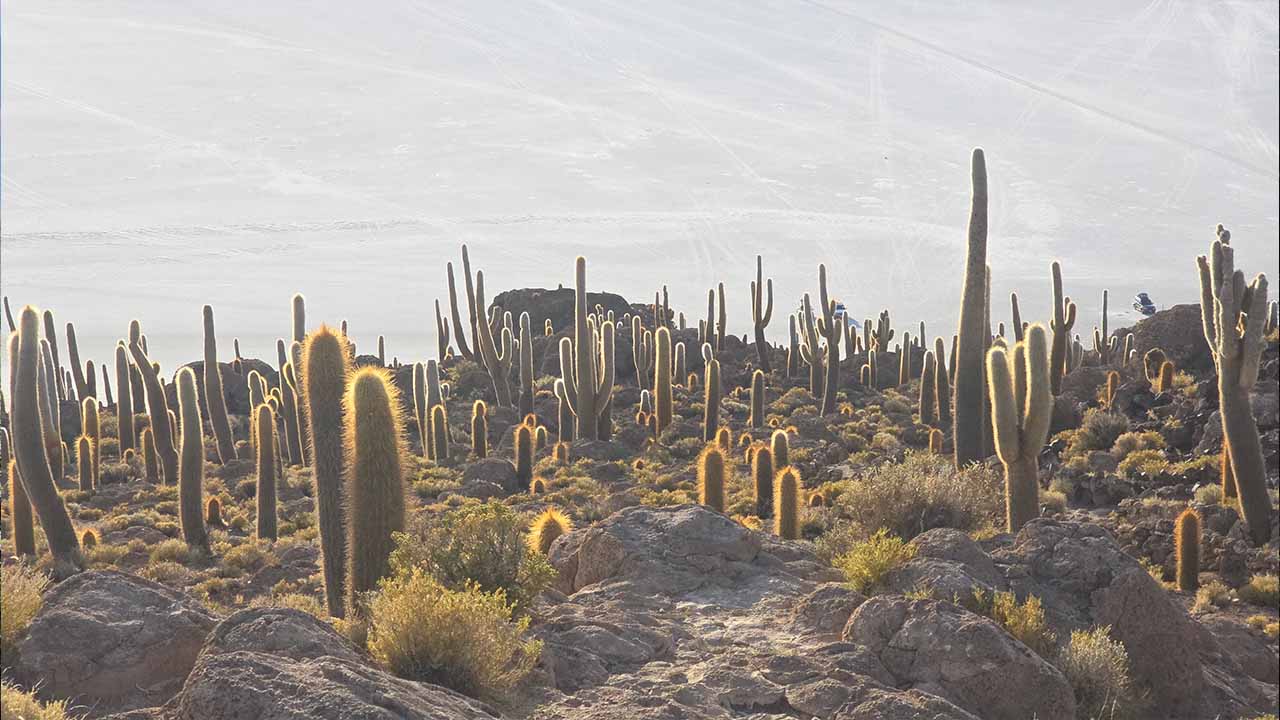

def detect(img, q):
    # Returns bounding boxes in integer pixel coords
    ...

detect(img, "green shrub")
[389,502,555,615]
[1237,574,1279,608]
[1117,449,1168,480]
[1057,626,1142,720]
[971,589,1056,658]
[1110,431,1164,460]
[367,570,540,697]
[835,529,916,594]
[1,564,48,662]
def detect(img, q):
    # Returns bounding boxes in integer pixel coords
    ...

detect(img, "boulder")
[13,570,218,715]
[169,359,276,417]
[1115,303,1213,375]
[171,608,495,720]
[842,596,1075,720]
[491,287,632,342]
[460,457,519,494]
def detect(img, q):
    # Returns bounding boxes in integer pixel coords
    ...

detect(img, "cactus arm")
[446,261,475,360]
[1238,275,1268,389]
[1020,325,1052,456]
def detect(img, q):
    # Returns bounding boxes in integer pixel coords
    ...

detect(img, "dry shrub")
[1057,626,1143,720]
[1,564,49,661]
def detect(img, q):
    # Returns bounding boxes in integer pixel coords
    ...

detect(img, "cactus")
[79,528,98,549]
[128,339,178,485]
[344,367,406,613]
[814,266,843,415]
[114,343,134,452]
[42,309,66,401]
[954,149,989,466]
[1197,230,1271,545]
[753,446,775,519]
[473,271,514,406]
[197,305,237,464]
[554,441,570,464]
[37,339,62,472]
[929,428,944,454]
[919,351,937,426]
[554,380,575,443]
[9,460,35,557]
[430,404,449,463]
[797,300,824,397]
[1221,449,1237,499]
[530,478,546,495]
[141,428,159,482]
[1174,507,1201,592]
[749,369,765,428]
[434,299,452,363]
[66,321,90,400]
[859,363,871,386]
[535,425,548,450]
[1121,333,1134,366]
[471,400,488,458]
[1092,290,1111,364]
[787,315,800,377]
[280,361,304,466]
[289,339,312,467]
[770,428,790,471]
[82,398,100,486]
[557,257,615,441]
[1048,262,1078,394]
[175,368,209,549]
[518,312,534,417]
[774,467,800,540]
[751,255,775,373]
[632,315,653,388]
[697,445,726,512]
[527,507,572,554]
[511,424,535,490]
[654,326,674,433]
[716,282,727,351]
[1104,371,1120,408]
[1156,361,1175,393]
[674,341,687,387]
[302,325,351,618]
[412,363,431,459]
[445,246,480,361]
[291,293,306,343]
[898,331,911,386]
[255,403,277,540]
[77,436,93,491]
[206,496,223,526]
[703,345,721,442]
[987,324,1053,532]
[1142,348,1166,383]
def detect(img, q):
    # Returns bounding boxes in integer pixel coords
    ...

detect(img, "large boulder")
[169,358,276,417]
[842,596,1075,720]
[1115,303,1213,375]
[491,287,632,340]
[170,608,495,720]
[13,570,218,716]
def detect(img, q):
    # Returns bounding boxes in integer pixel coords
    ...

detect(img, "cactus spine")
[751,255,775,373]
[698,445,727,512]
[128,339,178,485]
[987,324,1053,532]
[302,325,351,618]
[753,445,775,519]
[1197,229,1271,545]
[256,403,277,541]
[1048,262,1077,394]
[749,369,765,428]
[81,398,99,486]
[703,344,721,442]
[774,467,800,540]
[1174,508,1200,592]
[474,270,514,406]
[114,343,134,452]
[654,326,674,433]
[557,257,615,441]
[471,400,488,458]
[954,149,989,466]
[344,367,406,612]
[514,424,534,490]
[176,368,209,549]
[202,306,238,463]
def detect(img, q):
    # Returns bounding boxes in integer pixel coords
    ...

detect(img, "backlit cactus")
[474,270,514,407]
[1048,262,1077,394]
[654,326,674,433]
[115,343,134,453]
[446,245,480,361]
[929,428,944,454]
[753,445,774,519]
[302,325,351,618]
[697,445,726,513]
[141,428,159,482]
[431,405,449,463]
[527,507,572,554]
[751,255,775,373]
[203,305,238,463]
[206,496,223,526]
[1092,290,1112,364]
[519,312,534,417]
[471,400,488,458]
[434,299,452,363]
[954,149,989,467]
[81,398,99,486]
[129,339,178,485]
[344,367,406,613]
[898,331,911,386]
[514,424,534,490]
[176,368,209,549]
[919,351,937,426]
[632,315,654,388]
[1156,361,1175,393]
[988,324,1053,532]
[774,467,800,540]
[1175,507,1200,592]
[558,257,615,441]
[703,344,721,442]
[1142,348,1167,384]
[256,403,277,541]
[770,429,789,470]
[1104,371,1119,408]
[77,436,92,491]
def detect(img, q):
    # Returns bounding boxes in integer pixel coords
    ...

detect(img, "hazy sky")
[3,0,1277,371]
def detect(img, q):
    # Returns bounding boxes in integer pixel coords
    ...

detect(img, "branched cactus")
[954,149,989,466]
[798,299,823,397]
[514,424,534,490]
[202,305,238,463]
[1092,290,1111,364]
[446,245,480,361]
[632,315,653,388]
[302,325,352,618]
[751,255,774,373]
[471,400,488,458]
[703,344,721,442]
[1175,507,1200,592]
[749,369,765,429]
[774,467,800,540]
[753,445,774,519]
[698,445,726,513]
[474,271,514,407]
[1197,229,1271,545]
[557,257,616,441]
[987,324,1053,532]
[527,508,572,554]
[256,404,277,541]
[344,367,406,613]
[654,327,673,433]
[812,265,843,415]
[1048,262,1077,394]
[176,368,209,549]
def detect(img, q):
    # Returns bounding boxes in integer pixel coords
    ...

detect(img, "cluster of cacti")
[812,266,842,415]
[474,270,515,407]
[1093,290,1116,364]
[987,324,1053,532]
[1197,227,1271,546]
[555,257,616,441]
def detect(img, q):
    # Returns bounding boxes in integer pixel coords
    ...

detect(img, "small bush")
[248,592,327,619]
[1075,409,1129,455]
[2,564,49,662]
[971,589,1057,658]
[1192,581,1232,613]
[1237,574,1279,608]
[1057,626,1142,720]
[1117,449,1168,480]
[1,681,74,720]
[219,542,276,577]
[389,502,556,615]
[1110,431,1164,460]
[1194,484,1222,505]
[835,529,916,594]
[367,570,540,697]
[149,538,200,565]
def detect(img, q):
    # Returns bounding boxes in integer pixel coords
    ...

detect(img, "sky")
[3,0,1277,371]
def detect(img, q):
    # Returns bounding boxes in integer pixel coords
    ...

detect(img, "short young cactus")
[514,424,534,490]
[753,446,775,519]
[774,467,801,540]
[255,404,278,540]
[1174,507,1201,592]
[527,507,572,554]
[749,369,765,429]
[471,400,488,458]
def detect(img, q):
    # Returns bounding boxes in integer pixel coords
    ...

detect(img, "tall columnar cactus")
[1121,333,1134,366]
[632,315,653,389]
[77,436,93,491]
[554,380,575,443]
[919,351,937,426]
[867,350,878,390]
[1221,451,1237,499]
[127,320,146,414]
[954,149,989,467]
[518,312,535,417]
[413,363,431,459]
[1175,507,1200,592]
[557,257,615,441]
[291,293,306,344]
[814,265,843,415]
[654,327,674,433]
[749,369,766,428]
[289,339,312,466]
[176,368,209,549]
[787,315,800,378]
[1104,371,1119,408]
[9,460,36,557]
[129,340,178,484]
[431,405,449,463]
[698,444,726,512]
[344,367,406,613]
[1197,231,1271,545]
[716,282,727,352]
[751,255,775,373]
[774,467,800,540]
[141,427,159,482]
[42,309,66,401]
[1048,262,1077,394]
[987,324,1053,532]
[798,300,823,397]
[1010,293,1024,342]
[81,397,100,486]
[898,331,911,386]
[256,403,278,541]
[771,428,789,470]
[38,339,62,471]
[870,310,893,351]
[472,400,488,458]
[302,325,351,618]
[753,445,775,519]
[202,305,238,463]
[446,247,480,361]
[514,424,534,490]
[674,341,687,387]
[434,299,452,363]
[66,321,90,400]
[703,344,721,442]
[474,271,514,406]
[281,362,305,465]
[114,343,134,452]
[1092,290,1111,364]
